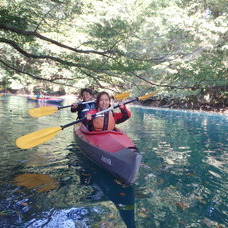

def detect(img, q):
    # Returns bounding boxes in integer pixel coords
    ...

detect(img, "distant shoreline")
[1,93,227,115]
[142,99,228,115]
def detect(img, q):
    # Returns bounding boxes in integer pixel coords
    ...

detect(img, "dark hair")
[96,92,111,104]
[80,88,93,97]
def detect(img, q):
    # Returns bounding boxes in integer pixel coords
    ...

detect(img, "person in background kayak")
[71,88,96,119]
[85,91,131,131]
[36,92,44,99]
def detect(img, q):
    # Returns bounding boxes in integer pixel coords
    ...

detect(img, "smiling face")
[82,91,93,102]
[98,94,110,110]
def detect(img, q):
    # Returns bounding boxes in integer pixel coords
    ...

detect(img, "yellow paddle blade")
[113,92,131,100]
[29,106,58,117]
[16,127,62,149]
[138,91,159,100]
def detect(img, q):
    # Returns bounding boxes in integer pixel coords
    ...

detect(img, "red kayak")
[27,96,64,104]
[74,123,142,185]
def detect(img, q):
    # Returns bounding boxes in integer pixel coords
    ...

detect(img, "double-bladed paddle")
[16,91,158,149]
[29,92,131,118]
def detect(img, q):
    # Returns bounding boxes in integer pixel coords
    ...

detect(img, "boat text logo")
[101,156,112,165]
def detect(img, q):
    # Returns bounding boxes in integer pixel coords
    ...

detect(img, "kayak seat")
[81,124,123,135]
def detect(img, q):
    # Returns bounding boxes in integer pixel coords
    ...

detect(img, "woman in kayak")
[85,91,131,131]
[71,88,96,119]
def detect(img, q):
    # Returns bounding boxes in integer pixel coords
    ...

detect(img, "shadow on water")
[71,145,136,228]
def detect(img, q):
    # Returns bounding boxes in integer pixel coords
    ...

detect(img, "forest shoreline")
[142,98,228,115]
[1,92,227,115]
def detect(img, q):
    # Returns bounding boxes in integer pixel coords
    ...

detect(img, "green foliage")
[89,18,129,39]
[0,0,227,97]
[0,8,28,30]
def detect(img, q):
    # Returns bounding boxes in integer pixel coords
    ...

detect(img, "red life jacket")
[93,111,115,131]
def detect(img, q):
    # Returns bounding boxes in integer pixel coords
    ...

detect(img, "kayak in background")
[27,96,64,104]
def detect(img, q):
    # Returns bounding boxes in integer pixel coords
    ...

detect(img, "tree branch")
[0,24,117,56]
[0,58,76,87]
[130,72,199,90]
[0,37,95,69]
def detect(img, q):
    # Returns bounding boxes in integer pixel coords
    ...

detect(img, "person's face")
[98,94,110,110]
[82,91,92,102]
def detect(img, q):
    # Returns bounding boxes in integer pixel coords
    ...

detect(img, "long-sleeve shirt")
[71,102,96,119]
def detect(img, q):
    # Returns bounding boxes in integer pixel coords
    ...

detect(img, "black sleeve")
[71,106,79,113]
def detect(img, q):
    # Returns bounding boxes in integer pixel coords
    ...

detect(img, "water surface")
[0,95,227,227]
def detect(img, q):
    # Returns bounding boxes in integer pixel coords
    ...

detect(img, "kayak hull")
[74,123,142,185]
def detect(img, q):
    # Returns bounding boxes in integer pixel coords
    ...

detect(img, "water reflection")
[127,107,228,227]
[74,148,136,228]
[0,97,227,227]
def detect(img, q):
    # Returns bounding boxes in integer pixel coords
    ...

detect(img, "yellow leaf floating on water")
[186,172,195,176]
[99,221,116,228]
[195,196,207,204]
[157,178,164,185]
[14,173,59,192]
[174,202,189,210]
[138,212,148,218]
[119,192,127,196]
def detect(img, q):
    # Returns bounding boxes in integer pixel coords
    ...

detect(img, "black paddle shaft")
[58,101,91,110]
[61,117,86,129]
[114,97,138,108]
[58,105,71,110]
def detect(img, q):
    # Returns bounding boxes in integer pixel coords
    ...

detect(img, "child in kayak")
[71,88,96,119]
[85,91,131,131]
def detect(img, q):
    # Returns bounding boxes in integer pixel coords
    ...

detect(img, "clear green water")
[0,95,227,228]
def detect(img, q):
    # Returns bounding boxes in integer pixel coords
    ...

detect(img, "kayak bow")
[74,123,142,185]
